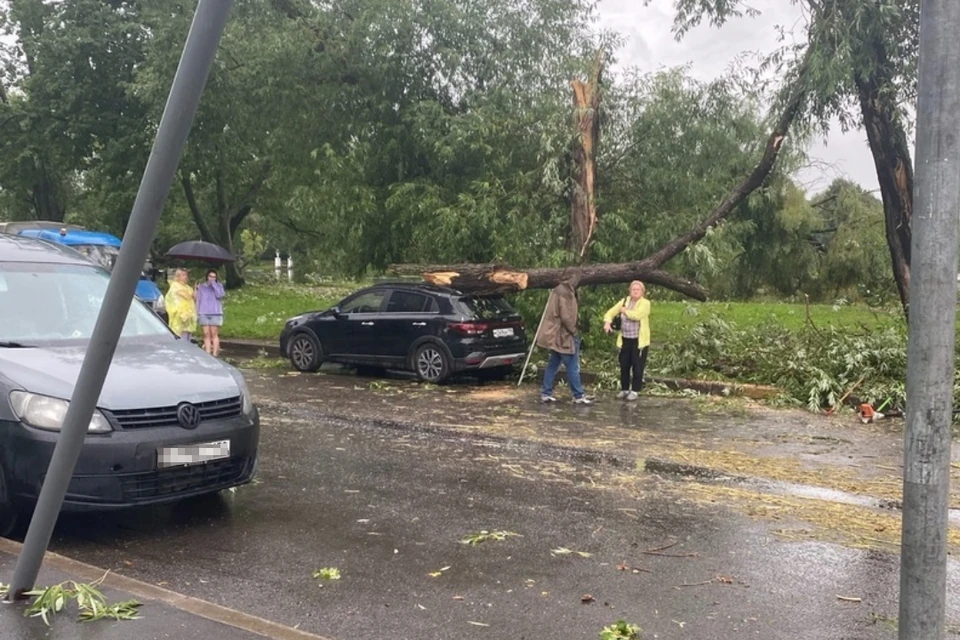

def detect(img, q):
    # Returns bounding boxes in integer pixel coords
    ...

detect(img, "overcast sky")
[596,0,881,195]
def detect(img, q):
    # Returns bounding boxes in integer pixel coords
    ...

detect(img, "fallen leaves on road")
[551,547,593,558]
[313,568,341,582]
[581,594,596,604]
[460,530,522,545]
[600,620,641,640]
[467,621,490,627]
[427,566,452,577]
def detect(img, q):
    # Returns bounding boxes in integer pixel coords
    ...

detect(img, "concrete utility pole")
[9,0,234,597]
[899,0,960,637]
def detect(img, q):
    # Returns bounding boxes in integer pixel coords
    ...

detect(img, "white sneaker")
[626,391,638,401]
[541,395,558,403]
[573,396,594,405]
[616,390,629,400]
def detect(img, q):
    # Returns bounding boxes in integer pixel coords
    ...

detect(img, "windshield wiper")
[0,341,36,348]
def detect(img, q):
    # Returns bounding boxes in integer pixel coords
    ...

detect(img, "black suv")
[279,283,528,382]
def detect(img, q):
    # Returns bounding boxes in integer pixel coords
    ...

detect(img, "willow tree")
[666,0,918,313]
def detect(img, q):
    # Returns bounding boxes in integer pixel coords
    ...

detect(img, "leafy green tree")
[0,0,148,222]
[662,0,917,312]
[807,179,893,303]
[274,0,601,274]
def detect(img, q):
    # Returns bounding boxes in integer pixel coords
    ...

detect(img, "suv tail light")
[447,322,489,335]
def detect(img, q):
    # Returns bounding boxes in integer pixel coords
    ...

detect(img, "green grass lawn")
[648,300,900,345]
[219,281,902,344]
[219,282,356,340]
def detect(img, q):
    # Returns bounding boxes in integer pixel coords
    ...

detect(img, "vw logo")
[177,403,202,429]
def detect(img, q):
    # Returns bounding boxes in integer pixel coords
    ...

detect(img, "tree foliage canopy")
[0,0,897,302]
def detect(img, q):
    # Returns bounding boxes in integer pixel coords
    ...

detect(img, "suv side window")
[386,291,433,313]
[341,291,386,314]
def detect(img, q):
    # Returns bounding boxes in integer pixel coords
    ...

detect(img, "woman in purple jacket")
[195,269,226,356]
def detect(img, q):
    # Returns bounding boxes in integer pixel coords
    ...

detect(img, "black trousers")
[619,339,649,392]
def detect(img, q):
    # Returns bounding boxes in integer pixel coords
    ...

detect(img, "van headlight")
[237,378,255,417]
[9,391,112,434]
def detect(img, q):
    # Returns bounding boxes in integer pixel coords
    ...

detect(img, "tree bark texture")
[180,164,270,288]
[856,72,913,315]
[570,53,602,261]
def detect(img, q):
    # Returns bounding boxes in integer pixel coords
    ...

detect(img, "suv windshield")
[72,244,120,272]
[458,296,516,320]
[0,262,171,345]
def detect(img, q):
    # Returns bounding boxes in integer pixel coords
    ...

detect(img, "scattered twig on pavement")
[642,547,699,558]
[643,541,678,553]
[673,575,736,589]
[617,562,652,574]
[837,595,862,603]
[673,580,714,589]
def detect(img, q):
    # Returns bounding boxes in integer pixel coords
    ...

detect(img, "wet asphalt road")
[37,381,960,640]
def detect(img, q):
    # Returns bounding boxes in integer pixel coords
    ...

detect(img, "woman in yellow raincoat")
[165,268,197,340]
[602,280,651,401]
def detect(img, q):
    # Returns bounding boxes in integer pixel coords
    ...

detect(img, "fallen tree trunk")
[390,53,812,300]
[389,262,708,300]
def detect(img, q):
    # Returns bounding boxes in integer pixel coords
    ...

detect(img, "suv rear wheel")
[414,343,450,383]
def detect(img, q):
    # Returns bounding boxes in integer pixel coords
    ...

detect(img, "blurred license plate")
[493,327,514,338]
[158,440,230,468]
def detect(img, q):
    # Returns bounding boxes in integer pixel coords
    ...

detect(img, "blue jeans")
[541,337,585,399]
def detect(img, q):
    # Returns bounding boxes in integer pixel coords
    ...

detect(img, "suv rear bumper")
[456,351,525,371]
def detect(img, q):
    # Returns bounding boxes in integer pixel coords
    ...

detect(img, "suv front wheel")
[289,332,323,372]
[414,343,451,383]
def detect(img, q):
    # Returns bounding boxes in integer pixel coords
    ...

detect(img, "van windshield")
[72,244,120,272]
[0,262,171,345]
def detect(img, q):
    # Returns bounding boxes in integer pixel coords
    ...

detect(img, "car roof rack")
[369,279,462,295]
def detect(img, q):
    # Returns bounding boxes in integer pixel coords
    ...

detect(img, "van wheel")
[289,333,322,372]
[0,464,20,538]
[414,344,451,383]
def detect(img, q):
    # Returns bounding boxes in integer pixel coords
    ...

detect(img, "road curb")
[222,339,282,358]
[0,538,335,640]
[227,339,781,398]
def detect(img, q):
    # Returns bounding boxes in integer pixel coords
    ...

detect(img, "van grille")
[119,456,252,501]
[108,396,243,429]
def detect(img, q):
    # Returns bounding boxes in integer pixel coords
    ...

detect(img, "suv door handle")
[412,322,426,326]
[361,321,375,326]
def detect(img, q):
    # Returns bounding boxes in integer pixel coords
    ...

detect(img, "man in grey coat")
[536,267,592,404]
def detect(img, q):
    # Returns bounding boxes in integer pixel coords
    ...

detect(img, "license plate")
[158,440,230,469]
[493,327,514,338]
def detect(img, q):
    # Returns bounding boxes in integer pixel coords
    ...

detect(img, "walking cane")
[518,292,552,387]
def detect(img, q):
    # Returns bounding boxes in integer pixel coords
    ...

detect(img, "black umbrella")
[165,240,235,263]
